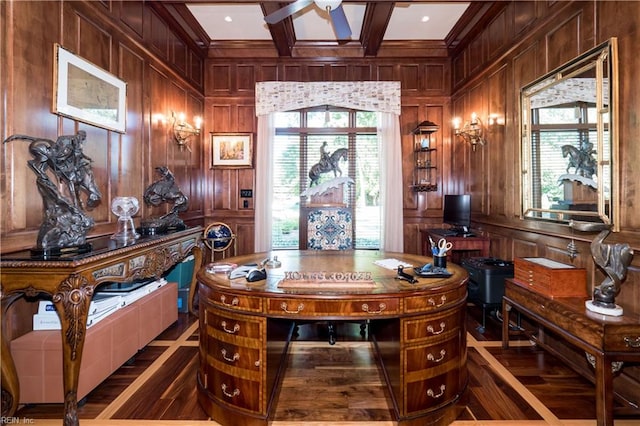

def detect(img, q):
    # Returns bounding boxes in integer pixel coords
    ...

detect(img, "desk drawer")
[205,309,265,342]
[207,337,262,371]
[266,297,399,318]
[201,285,263,313]
[404,286,466,313]
[405,335,461,374]
[604,329,640,352]
[403,309,462,345]
[205,366,262,413]
[405,369,460,414]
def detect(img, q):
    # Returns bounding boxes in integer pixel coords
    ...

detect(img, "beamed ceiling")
[150,1,506,58]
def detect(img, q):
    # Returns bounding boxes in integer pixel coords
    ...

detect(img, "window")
[271,107,379,249]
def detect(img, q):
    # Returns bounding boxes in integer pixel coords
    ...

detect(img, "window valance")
[255,81,401,116]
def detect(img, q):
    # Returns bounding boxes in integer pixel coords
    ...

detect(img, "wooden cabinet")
[201,304,266,415]
[196,250,468,426]
[513,257,587,298]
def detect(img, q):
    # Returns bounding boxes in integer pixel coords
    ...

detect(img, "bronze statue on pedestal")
[3,131,102,254]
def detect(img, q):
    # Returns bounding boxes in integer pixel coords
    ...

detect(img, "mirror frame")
[520,38,619,231]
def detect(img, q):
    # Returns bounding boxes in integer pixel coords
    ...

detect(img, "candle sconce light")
[453,113,486,151]
[172,111,201,152]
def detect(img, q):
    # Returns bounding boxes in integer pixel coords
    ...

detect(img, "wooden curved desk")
[196,250,469,426]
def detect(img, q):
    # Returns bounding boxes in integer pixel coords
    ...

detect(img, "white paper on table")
[374,258,413,270]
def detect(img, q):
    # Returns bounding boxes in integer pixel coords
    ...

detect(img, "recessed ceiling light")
[421,16,430,23]
[224,16,232,23]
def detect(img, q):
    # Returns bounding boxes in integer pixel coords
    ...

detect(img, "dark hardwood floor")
[13,304,640,425]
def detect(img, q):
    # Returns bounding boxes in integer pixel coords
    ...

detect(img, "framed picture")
[53,44,127,133]
[211,133,253,168]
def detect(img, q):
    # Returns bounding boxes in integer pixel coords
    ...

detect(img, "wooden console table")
[196,250,469,426]
[502,279,640,426]
[421,229,490,264]
[0,226,203,426]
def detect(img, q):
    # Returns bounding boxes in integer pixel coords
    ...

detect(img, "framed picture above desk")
[421,229,490,264]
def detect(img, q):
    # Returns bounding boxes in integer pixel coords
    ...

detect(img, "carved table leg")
[53,274,94,426]
[188,244,204,317]
[1,294,22,418]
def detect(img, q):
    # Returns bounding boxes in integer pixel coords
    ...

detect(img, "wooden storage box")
[513,257,587,298]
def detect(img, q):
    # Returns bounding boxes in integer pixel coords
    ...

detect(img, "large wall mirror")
[521,38,619,231]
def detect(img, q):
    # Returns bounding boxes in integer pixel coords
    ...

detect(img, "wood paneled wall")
[449,0,640,305]
[449,0,640,402]
[1,0,206,254]
[202,59,454,255]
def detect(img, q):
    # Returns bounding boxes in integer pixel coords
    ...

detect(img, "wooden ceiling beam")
[261,2,296,57]
[149,1,209,56]
[360,1,395,57]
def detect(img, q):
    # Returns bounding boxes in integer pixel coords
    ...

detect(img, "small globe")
[205,222,234,251]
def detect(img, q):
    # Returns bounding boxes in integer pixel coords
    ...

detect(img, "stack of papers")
[33,278,169,330]
[374,258,414,270]
[33,293,122,330]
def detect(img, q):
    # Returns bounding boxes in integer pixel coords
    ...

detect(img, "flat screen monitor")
[443,194,471,232]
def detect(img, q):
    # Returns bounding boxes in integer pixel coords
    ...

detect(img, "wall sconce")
[453,112,485,151]
[488,114,505,128]
[172,111,201,152]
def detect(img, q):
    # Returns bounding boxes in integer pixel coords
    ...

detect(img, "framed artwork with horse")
[211,133,253,168]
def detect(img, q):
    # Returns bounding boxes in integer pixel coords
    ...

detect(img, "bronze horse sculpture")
[3,131,102,251]
[309,147,348,186]
[140,166,189,233]
[561,144,597,179]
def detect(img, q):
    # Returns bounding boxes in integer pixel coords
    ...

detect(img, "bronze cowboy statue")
[562,137,597,179]
[308,142,348,186]
[140,166,188,234]
[3,131,102,254]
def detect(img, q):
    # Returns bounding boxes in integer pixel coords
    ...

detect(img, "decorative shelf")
[412,183,438,192]
[412,121,439,193]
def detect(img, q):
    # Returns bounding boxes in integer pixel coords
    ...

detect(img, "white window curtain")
[255,81,403,252]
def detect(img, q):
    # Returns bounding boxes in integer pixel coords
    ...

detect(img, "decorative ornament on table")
[3,131,102,256]
[139,166,188,235]
[110,196,140,242]
[569,220,634,316]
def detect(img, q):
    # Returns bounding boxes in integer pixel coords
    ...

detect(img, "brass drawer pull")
[427,384,446,399]
[221,383,240,398]
[624,337,640,348]
[427,349,446,363]
[281,302,304,314]
[428,295,447,307]
[220,320,240,334]
[220,295,239,307]
[362,302,386,314]
[426,321,446,335]
[221,348,240,363]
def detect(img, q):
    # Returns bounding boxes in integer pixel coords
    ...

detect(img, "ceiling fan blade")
[329,4,352,39]
[264,0,314,25]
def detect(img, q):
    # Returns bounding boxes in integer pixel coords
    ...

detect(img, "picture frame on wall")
[53,43,127,133]
[211,133,253,168]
